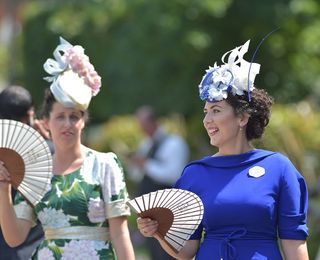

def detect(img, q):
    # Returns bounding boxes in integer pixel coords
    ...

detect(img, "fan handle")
[138,207,179,253]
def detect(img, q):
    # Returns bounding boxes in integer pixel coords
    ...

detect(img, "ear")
[42,118,50,131]
[238,112,250,128]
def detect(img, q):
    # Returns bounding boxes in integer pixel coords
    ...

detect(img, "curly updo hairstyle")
[226,88,274,141]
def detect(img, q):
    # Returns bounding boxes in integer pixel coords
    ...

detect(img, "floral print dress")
[14,147,131,260]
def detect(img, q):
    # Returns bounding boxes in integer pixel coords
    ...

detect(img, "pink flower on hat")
[65,46,101,96]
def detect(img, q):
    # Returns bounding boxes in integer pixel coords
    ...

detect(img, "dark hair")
[226,88,274,141]
[41,88,56,119]
[0,86,33,120]
[41,88,89,122]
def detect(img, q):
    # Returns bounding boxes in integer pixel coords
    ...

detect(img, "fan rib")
[166,231,188,245]
[11,123,30,152]
[150,191,158,208]
[154,190,166,208]
[6,121,16,149]
[127,188,204,253]
[161,189,184,209]
[164,234,184,251]
[0,120,53,207]
[133,198,143,213]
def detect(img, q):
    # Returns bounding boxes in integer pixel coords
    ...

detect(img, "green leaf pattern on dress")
[14,148,130,260]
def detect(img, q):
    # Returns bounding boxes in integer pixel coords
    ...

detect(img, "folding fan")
[127,188,204,252]
[0,119,52,206]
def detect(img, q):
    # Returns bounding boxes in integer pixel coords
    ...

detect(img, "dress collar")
[189,149,276,168]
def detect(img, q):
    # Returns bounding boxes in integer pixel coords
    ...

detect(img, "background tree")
[19,0,320,119]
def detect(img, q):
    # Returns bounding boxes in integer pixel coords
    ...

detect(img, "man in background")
[0,85,52,260]
[129,105,190,260]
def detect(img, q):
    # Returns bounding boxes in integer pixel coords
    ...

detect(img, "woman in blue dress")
[137,40,309,259]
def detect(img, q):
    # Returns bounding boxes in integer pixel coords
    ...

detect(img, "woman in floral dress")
[0,37,135,260]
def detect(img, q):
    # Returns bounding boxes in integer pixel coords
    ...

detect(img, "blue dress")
[174,149,308,260]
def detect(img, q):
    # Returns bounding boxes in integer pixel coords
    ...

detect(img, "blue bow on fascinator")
[199,40,260,102]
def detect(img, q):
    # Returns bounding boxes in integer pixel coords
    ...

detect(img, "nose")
[203,112,213,126]
[63,117,72,126]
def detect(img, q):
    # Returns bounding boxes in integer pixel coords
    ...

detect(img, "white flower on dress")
[38,207,70,228]
[93,240,109,251]
[37,247,55,260]
[87,197,106,223]
[61,240,100,260]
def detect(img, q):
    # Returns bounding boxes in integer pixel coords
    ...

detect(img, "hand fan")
[0,119,52,206]
[127,188,204,252]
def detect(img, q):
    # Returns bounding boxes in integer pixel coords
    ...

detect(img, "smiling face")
[45,102,85,149]
[203,100,249,154]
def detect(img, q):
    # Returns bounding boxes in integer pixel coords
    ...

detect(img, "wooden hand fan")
[0,119,52,206]
[127,188,204,252]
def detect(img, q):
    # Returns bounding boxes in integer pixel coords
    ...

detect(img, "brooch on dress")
[248,166,265,178]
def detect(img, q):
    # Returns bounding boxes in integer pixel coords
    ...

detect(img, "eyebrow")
[204,104,223,111]
[54,111,82,116]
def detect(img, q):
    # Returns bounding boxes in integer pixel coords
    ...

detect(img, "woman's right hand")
[137,216,198,259]
[0,160,11,191]
[137,217,159,238]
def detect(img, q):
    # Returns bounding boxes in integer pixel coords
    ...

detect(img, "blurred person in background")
[0,85,51,260]
[129,105,189,260]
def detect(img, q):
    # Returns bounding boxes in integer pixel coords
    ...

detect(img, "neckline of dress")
[191,149,277,168]
[53,147,90,177]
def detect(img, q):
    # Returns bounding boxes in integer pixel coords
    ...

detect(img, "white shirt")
[138,128,190,185]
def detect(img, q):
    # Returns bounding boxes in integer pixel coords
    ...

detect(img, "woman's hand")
[137,216,199,259]
[0,161,11,191]
[33,119,51,140]
[137,217,159,238]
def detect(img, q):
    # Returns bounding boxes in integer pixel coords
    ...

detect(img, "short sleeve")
[278,157,308,240]
[98,152,131,219]
[13,192,37,226]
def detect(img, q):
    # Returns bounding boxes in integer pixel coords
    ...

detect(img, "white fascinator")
[198,40,260,102]
[43,37,101,110]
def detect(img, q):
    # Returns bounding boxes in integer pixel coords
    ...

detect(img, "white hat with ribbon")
[43,37,101,110]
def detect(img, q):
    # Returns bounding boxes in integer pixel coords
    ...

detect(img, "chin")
[210,139,219,147]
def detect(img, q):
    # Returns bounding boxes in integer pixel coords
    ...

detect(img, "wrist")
[0,186,12,202]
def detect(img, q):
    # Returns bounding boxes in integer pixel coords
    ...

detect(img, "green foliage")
[19,0,320,121]
[0,46,8,83]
